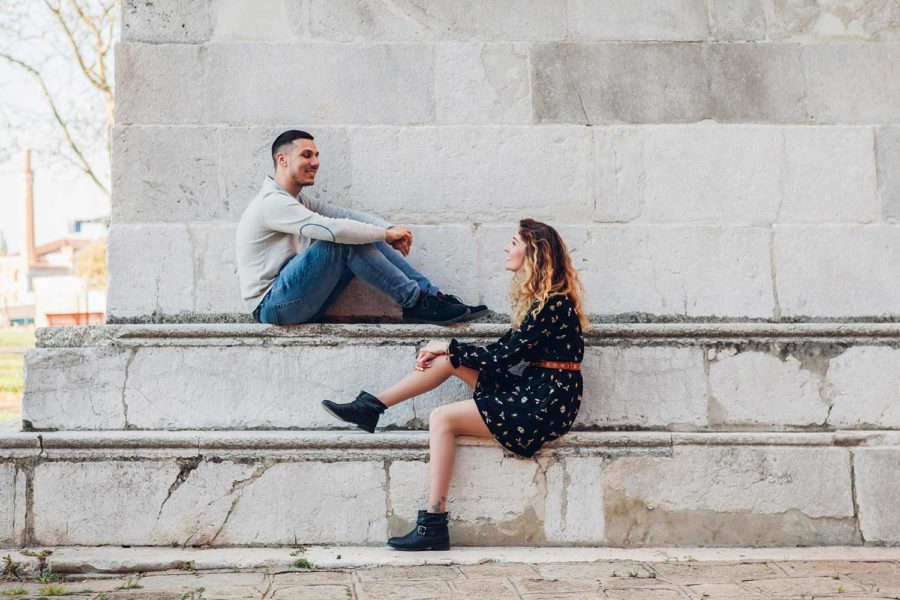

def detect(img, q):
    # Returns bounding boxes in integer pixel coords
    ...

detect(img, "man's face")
[282,139,320,187]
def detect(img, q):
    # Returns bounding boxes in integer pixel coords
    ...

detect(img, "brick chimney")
[23,149,36,267]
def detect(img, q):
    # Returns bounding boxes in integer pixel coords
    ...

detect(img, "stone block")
[112,126,221,223]
[854,448,900,544]
[122,0,212,43]
[300,0,566,41]
[190,224,244,315]
[212,0,294,41]
[389,448,545,545]
[212,461,388,544]
[107,224,195,320]
[0,464,22,546]
[122,345,467,430]
[203,44,434,125]
[707,351,829,427]
[639,126,782,222]
[827,347,900,428]
[603,446,857,545]
[435,43,531,124]
[576,347,707,429]
[765,1,900,42]
[804,44,900,124]
[567,0,709,41]
[115,43,203,125]
[877,127,900,222]
[774,225,900,317]
[592,127,643,222]
[544,457,604,543]
[532,43,804,124]
[781,127,878,223]
[23,348,129,430]
[350,126,592,222]
[218,127,353,222]
[709,0,766,40]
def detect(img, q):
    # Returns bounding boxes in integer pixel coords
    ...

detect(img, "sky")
[0,5,112,254]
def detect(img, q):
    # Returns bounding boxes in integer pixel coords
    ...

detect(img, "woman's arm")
[447,310,544,371]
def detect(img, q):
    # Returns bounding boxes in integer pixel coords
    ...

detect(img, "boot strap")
[417,525,427,534]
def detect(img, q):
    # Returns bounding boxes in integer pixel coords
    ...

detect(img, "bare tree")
[0,0,118,199]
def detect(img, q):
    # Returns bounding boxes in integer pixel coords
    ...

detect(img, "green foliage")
[0,589,26,596]
[293,559,315,570]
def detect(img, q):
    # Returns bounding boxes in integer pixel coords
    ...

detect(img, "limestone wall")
[111,0,900,322]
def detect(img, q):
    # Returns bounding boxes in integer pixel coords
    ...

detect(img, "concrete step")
[2,429,899,548]
[22,322,900,431]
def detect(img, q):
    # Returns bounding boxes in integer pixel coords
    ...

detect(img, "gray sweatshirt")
[236,176,390,311]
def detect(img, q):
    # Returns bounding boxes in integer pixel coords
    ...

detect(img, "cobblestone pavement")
[3,560,900,600]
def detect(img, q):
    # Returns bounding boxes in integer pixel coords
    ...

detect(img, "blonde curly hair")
[508,218,588,331]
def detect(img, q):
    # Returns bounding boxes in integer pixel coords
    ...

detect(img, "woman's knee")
[429,405,453,433]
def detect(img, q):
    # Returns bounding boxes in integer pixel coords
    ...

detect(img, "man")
[236,130,487,325]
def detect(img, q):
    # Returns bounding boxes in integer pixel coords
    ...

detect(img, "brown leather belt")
[529,360,582,371]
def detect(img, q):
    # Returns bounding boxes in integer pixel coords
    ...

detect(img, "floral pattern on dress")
[448,294,584,458]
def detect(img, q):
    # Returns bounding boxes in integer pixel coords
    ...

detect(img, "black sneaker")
[402,292,470,325]
[436,292,491,322]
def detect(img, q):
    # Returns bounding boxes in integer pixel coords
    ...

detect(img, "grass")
[1,589,26,597]
[0,329,34,348]
[0,355,24,394]
[0,328,32,424]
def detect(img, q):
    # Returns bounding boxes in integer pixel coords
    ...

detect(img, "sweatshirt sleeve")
[301,194,393,229]
[262,190,386,244]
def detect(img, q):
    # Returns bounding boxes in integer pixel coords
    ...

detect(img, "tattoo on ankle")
[431,496,447,513]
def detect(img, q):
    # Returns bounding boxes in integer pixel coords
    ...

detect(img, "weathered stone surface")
[804,44,900,124]
[212,0,294,41]
[122,0,212,42]
[592,126,643,222]
[300,0,566,41]
[350,126,591,222]
[107,224,194,320]
[0,463,21,545]
[190,224,244,315]
[112,126,220,223]
[115,43,203,125]
[23,348,129,430]
[544,457,604,543]
[774,225,900,317]
[638,126,782,222]
[744,575,864,596]
[577,347,707,429]
[204,44,434,125]
[214,461,388,544]
[709,0,766,40]
[389,449,545,545]
[851,450,900,543]
[435,44,531,124]
[218,127,353,221]
[708,351,829,427]
[603,446,857,545]
[532,43,805,124]
[781,127,878,222]
[827,347,900,428]
[877,127,900,222]
[122,345,465,429]
[568,0,708,41]
[765,0,900,42]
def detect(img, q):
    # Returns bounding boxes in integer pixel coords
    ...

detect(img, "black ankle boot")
[320,391,387,433]
[402,292,470,325]
[387,510,450,551]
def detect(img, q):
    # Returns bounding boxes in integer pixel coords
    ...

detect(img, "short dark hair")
[272,130,314,168]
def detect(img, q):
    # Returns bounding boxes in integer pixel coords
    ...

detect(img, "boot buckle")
[417,525,427,535]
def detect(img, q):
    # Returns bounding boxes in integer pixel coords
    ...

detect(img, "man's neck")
[273,172,303,198]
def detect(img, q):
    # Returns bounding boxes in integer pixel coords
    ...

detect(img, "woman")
[321,218,588,551]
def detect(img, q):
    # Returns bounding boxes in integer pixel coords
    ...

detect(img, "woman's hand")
[416,340,449,370]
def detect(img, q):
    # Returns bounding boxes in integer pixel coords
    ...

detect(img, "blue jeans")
[255,241,439,325]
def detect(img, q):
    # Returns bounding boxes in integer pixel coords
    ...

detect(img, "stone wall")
[112,0,900,322]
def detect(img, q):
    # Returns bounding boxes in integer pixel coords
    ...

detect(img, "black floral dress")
[447,294,584,459]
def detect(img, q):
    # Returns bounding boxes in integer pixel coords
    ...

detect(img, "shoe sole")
[320,401,376,433]
[402,309,472,325]
[386,542,451,551]
[455,308,493,324]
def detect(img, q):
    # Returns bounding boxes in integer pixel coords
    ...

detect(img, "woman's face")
[505,232,527,272]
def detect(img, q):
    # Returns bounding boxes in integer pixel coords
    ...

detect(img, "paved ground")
[3,559,900,599]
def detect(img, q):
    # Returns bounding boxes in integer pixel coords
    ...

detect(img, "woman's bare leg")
[376,354,479,407]
[426,399,492,513]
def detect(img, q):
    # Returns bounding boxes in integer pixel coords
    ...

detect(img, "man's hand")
[386,226,413,256]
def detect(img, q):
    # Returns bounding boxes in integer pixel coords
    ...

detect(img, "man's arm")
[301,194,392,229]
[263,190,386,244]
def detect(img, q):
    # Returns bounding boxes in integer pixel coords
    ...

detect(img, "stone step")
[2,429,899,548]
[22,322,900,431]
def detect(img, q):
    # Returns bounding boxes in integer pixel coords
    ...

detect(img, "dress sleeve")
[447,305,545,370]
